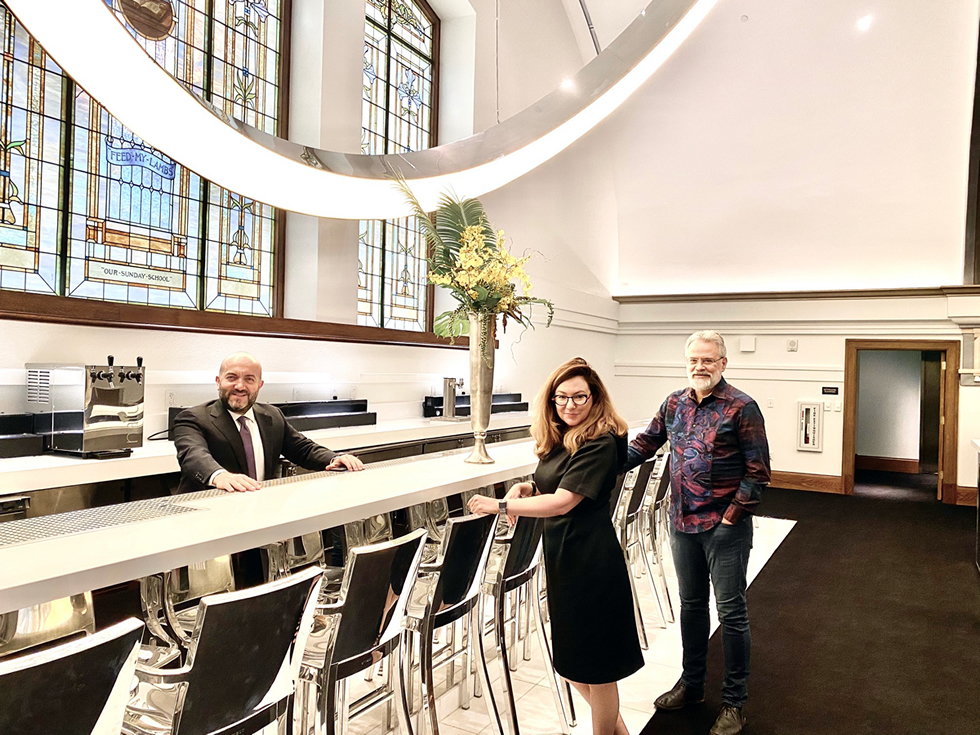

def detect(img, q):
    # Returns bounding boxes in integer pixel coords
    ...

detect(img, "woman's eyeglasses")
[553,393,591,407]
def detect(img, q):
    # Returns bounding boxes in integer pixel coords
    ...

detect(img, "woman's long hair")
[531,357,628,458]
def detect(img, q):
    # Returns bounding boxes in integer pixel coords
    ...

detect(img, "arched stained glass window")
[359,0,438,331]
[0,7,66,296]
[0,0,286,316]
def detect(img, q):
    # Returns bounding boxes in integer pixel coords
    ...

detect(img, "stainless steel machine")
[26,355,145,457]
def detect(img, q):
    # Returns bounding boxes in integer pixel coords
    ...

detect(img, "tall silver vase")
[465,311,495,464]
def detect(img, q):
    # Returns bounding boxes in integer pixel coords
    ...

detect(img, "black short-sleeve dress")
[535,431,644,684]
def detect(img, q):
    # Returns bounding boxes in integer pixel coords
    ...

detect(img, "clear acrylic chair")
[298,528,427,735]
[0,616,143,735]
[123,565,323,735]
[402,513,500,735]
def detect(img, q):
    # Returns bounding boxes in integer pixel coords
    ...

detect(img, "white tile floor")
[336,515,796,735]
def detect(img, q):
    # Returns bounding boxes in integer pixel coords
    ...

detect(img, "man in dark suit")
[174,352,364,493]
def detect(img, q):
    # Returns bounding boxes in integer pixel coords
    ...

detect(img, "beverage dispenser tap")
[442,377,464,419]
[123,356,144,383]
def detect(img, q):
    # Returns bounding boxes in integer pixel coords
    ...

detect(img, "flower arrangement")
[396,179,554,364]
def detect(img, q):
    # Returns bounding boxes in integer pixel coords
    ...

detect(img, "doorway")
[842,340,959,502]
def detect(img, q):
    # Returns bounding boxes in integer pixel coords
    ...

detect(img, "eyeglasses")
[553,393,591,407]
[687,357,721,367]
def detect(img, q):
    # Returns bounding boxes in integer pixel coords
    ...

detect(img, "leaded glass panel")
[357,219,383,327]
[387,40,432,154]
[383,217,426,331]
[0,9,65,295]
[204,186,274,315]
[107,0,209,95]
[359,0,435,330]
[67,91,203,308]
[210,0,282,135]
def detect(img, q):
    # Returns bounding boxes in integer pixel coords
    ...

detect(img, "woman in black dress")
[468,357,643,735]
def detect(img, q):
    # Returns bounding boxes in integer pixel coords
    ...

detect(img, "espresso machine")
[26,355,145,458]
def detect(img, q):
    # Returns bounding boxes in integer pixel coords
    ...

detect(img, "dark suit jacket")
[173,400,338,493]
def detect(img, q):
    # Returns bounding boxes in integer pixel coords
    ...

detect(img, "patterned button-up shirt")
[626,378,771,533]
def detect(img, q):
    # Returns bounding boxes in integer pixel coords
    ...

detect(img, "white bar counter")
[0,439,538,614]
[0,414,531,493]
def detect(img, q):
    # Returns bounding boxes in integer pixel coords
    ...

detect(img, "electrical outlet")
[834,401,842,412]
[350,386,357,399]
[786,338,799,352]
[292,387,302,401]
[767,398,774,408]
[166,391,176,407]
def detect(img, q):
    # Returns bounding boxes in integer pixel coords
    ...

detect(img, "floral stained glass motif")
[0,8,65,295]
[203,186,274,315]
[359,0,436,331]
[210,0,282,135]
[67,91,204,308]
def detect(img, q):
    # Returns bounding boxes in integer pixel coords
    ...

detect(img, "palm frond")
[391,174,441,252]
[435,194,495,253]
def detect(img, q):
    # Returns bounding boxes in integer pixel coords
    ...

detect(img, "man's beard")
[689,374,719,393]
[219,389,257,413]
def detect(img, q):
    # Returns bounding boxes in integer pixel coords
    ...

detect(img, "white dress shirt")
[209,406,266,485]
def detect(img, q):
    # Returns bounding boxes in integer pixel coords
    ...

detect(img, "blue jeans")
[670,517,753,707]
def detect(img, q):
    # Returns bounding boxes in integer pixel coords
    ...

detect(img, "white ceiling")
[556,0,980,295]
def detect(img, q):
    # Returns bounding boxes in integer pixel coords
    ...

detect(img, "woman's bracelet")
[528,480,538,496]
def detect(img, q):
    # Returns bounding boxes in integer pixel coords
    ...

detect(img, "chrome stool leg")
[531,569,572,735]
[477,591,506,735]
[397,630,418,735]
[494,586,522,735]
[622,526,650,650]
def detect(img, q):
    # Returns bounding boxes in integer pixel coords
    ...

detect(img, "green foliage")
[392,174,555,365]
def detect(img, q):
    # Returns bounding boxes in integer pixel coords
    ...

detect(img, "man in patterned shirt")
[625,330,770,735]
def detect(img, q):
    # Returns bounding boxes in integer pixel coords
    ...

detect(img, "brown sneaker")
[653,680,705,711]
[709,705,746,735]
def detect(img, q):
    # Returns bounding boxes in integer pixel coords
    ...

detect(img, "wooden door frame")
[842,339,960,502]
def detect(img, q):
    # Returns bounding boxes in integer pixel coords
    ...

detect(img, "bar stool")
[123,565,323,735]
[482,516,573,735]
[641,454,675,624]
[159,555,236,649]
[401,513,500,735]
[298,528,427,735]
[0,617,143,735]
[0,593,95,659]
[614,457,665,649]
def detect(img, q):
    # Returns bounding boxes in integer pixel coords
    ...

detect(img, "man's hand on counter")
[326,454,366,472]
[213,472,262,493]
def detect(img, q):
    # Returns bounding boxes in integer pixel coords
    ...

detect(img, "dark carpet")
[640,487,980,735]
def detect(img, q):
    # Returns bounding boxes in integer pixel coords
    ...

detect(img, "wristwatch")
[498,499,508,516]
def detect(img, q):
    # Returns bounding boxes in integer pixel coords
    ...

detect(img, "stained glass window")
[0,8,66,295]
[203,187,274,314]
[358,0,437,331]
[0,0,286,316]
[66,90,204,307]
[210,0,283,135]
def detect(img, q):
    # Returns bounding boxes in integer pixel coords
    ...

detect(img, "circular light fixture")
[7,0,717,219]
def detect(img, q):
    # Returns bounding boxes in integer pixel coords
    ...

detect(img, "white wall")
[614,293,980,488]
[596,0,980,295]
[856,350,922,460]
